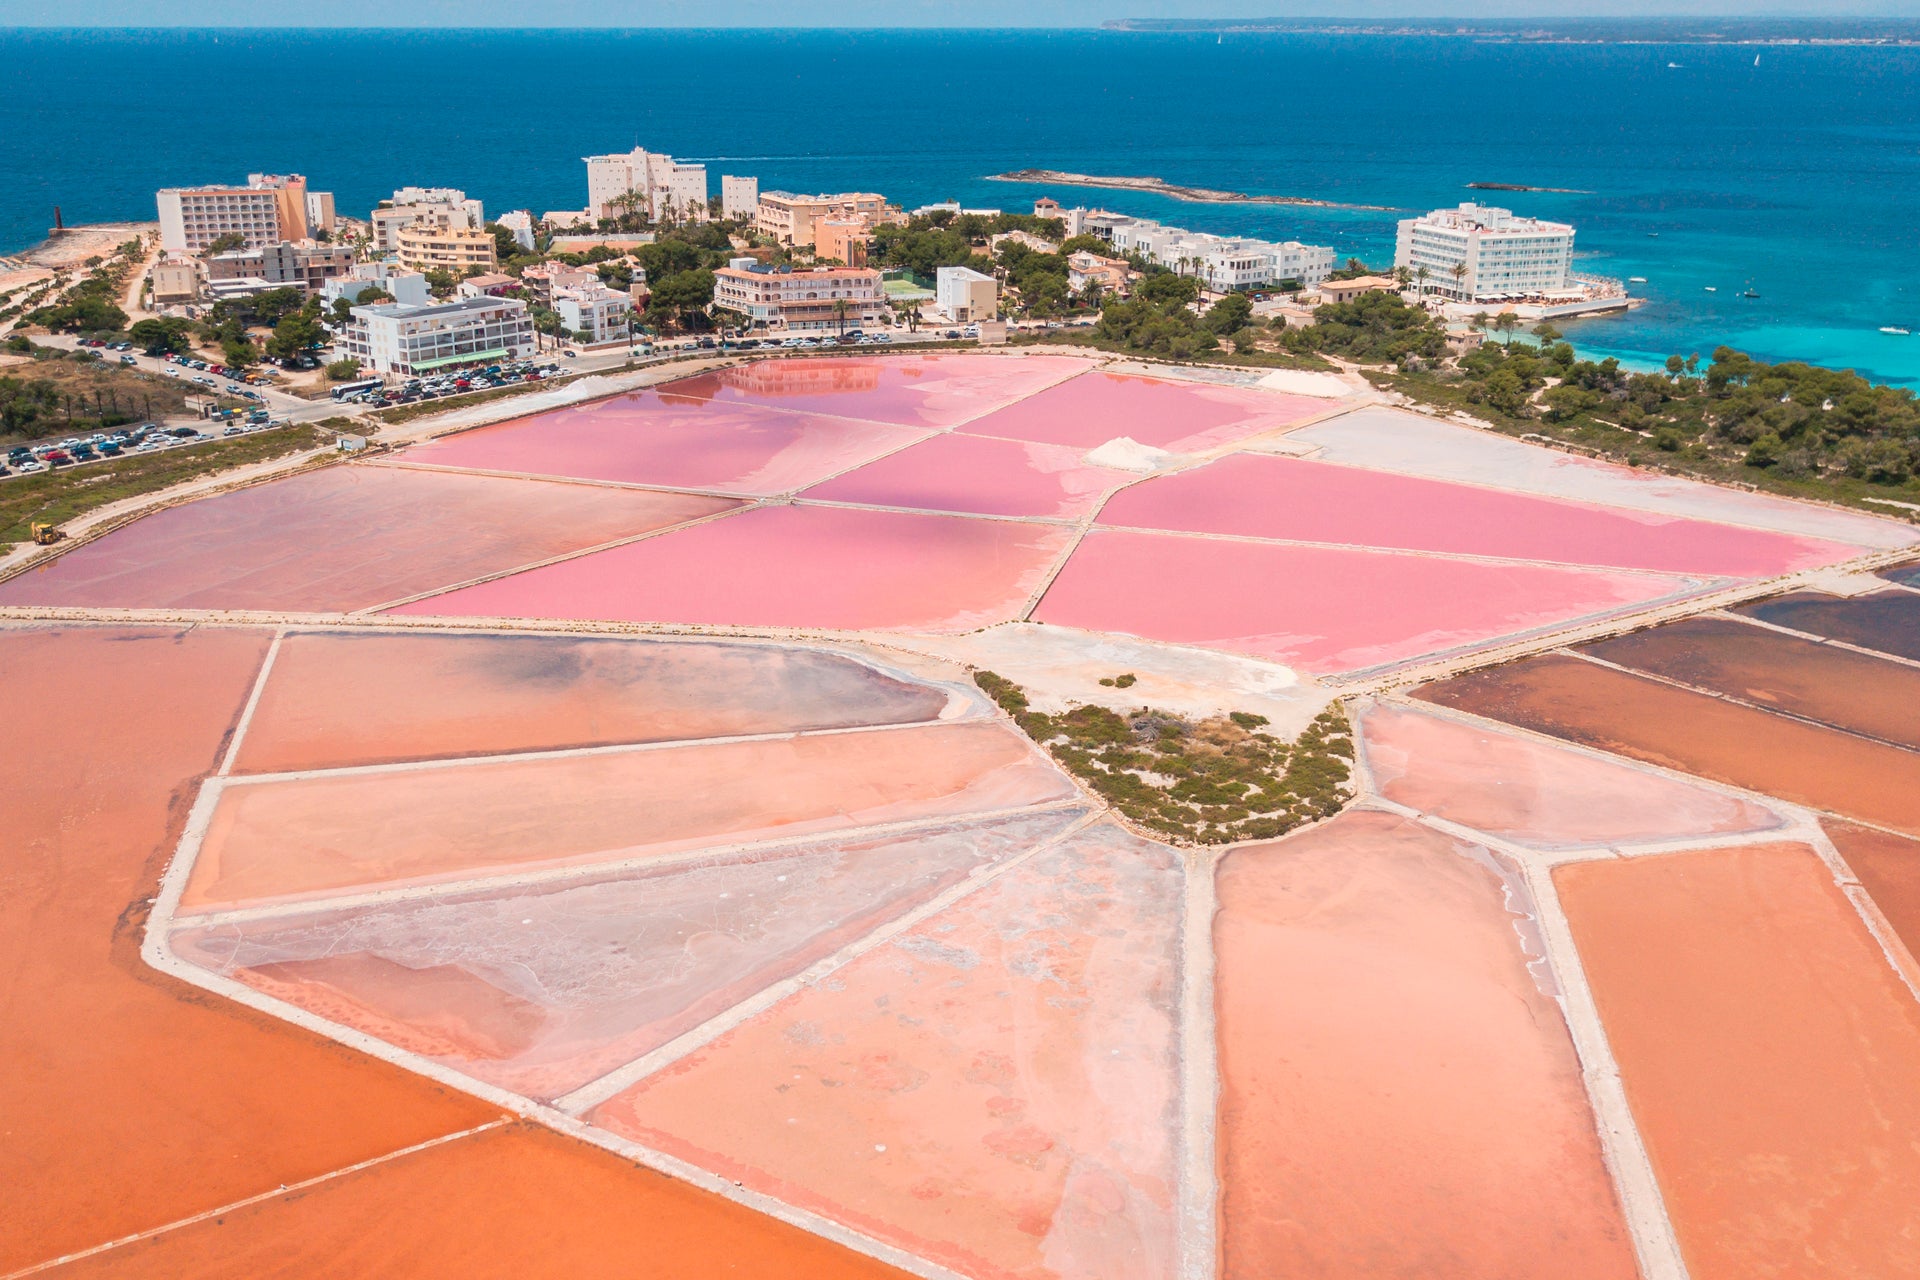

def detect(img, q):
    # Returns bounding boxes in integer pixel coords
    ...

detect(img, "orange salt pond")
[1214,808,1637,1280]
[1584,614,1920,750]
[1558,843,1920,1279]
[233,630,951,773]
[1417,653,1920,835]
[47,1121,915,1280]
[172,811,1082,1101]
[593,822,1185,1280]
[0,465,734,612]
[183,721,1074,910]
[0,625,497,1271]
[1360,701,1782,848]
[1738,588,1920,661]
[1824,820,1920,962]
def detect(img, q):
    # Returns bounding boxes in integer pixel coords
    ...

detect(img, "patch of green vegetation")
[0,424,333,546]
[974,670,1354,845]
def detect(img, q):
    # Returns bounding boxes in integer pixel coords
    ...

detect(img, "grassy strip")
[975,670,1354,845]
[0,424,334,546]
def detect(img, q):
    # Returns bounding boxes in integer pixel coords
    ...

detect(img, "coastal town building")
[520,263,601,309]
[754,192,896,248]
[337,295,536,377]
[304,191,336,236]
[156,173,326,254]
[1033,196,1063,221]
[585,147,709,223]
[722,175,760,222]
[913,201,1000,218]
[322,261,431,308]
[148,258,203,306]
[456,272,518,298]
[495,210,537,252]
[936,266,999,323]
[1319,275,1404,304]
[1394,203,1576,302]
[814,217,873,267]
[554,279,634,345]
[371,189,486,252]
[204,240,355,293]
[393,225,498,274]
[1075,210,1334,289]
[988,229,1055,255]
[1067,249,1132,298]
[712,259,888,333]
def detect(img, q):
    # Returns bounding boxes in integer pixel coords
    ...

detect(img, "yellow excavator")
[30,522,61,546]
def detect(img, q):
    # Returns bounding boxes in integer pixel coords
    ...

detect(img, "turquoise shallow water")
[5,28,1918,383]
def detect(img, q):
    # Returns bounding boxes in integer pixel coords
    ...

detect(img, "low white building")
[721,175,759,222]
[554,280,634,345]
[936,266,998,323]
[495,209,537,252]
[322,261,431,308]
[1084,212,1333,288]
[336,296,535,377]
[1394,202,1576,302]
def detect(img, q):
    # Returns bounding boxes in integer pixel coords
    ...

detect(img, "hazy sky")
[2,0,1916,25]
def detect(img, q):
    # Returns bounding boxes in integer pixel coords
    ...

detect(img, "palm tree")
[1450,261,1469,299]
[832,297,851,337]
[1415,264,1431,299]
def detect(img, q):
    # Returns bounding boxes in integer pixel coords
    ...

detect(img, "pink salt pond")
[1100,453,1856,578]
[392,397,929,495]
[1359,702,1784,849]
[393,504,1075,634]
[171,811,1082,1103]
[592,821,1184,1280]
[958,370,1324,453]
[667,352,1093,428]
[0,465,733,613]
[1034,530,1697,674]
[803,432,1132,519]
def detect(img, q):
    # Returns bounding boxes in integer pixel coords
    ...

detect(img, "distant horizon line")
[3,16,1916,31]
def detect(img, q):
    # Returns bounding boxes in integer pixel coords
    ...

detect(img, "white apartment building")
[323,261,431,308]
[554,280,634,345]
[712,260,888,332]
[721,175,759,222]
[157,173,316,253]
[337,296,536,377]
[305,191,336,236]
[585,148,709,223]
[393,224,498,273]
[1079,211,1333,289]
[1394,203,1576,301]
[936,266,998,323]
[495,209,536,252]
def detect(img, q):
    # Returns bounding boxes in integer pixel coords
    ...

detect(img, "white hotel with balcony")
[338,296,536,378]
[1393,203,1625,316]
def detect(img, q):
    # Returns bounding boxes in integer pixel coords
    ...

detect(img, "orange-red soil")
[1213,808,1638,1280]
[1557,843,1920,1279]
[1416,654,1920,835]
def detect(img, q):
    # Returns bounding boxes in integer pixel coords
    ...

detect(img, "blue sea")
[6,28,1920,383]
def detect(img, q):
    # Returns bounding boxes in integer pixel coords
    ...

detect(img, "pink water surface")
[958,371,1324,452]
[1100,454,1856,578]
[395,397,929,495]
[0,466,733,613]
[1033,531,1698,674]
[803,432,1133,518]
[664,353,1094,428]
[392,504,1076,633]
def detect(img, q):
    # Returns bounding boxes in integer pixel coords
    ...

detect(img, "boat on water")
[1628,276,1647,283]
[1668,61,1684,69]
[1647,232,1659,238]
[1881,326,1913,336]
[1704,286,1717,292]
[1743,289,1760,299]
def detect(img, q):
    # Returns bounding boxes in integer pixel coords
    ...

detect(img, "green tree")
[325,357,362,381]
[1204,291,1254,335]
[203,232,248,254]
[128,316,192,355]
[266,299,328,361]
